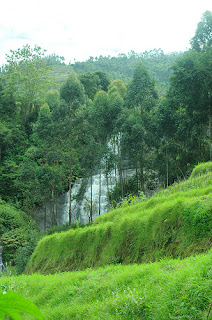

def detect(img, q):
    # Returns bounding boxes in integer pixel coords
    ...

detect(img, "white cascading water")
[60,168,120,225]
[64,166,137,225]
[38,138,135,228]
[38,164,135,229]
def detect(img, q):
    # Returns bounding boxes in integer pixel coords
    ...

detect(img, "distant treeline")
[44,49,182,93]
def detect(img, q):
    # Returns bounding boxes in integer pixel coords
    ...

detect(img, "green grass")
[1,250,212,319]
[190,162,212,179]
[26,162,212,274]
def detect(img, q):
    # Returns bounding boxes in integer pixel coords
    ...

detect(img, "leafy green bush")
[112,191,147,209]
[0,201,41,273]
[0,200,27,236]
[109,175,139,206]
[1,223,41,274]
[14,227,41,275]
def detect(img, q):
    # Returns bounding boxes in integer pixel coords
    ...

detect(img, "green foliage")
[126,61,158,111]
[0,200,40,271]
[73,179,87,202]
[93,71,110,91]
[14,227,41,275]
[4,44,55,130]
[1,223,41,271]
[79,72,101,100]
[43,53,65,66]
[0,202,27,237]
[109,175,144,206]
[113,191,147,209]
[60,71,85,109]
[45,224,72,235]
[190,10,212,51]
[0,290,44,319]
[71,49,181,93]
[108,79,127,98]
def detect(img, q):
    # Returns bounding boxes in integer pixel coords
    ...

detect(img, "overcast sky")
[0,0,211,66]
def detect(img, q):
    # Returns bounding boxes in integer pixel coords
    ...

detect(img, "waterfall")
[37,164,135,229]
[37,137,136,229]
[61,167,119,225]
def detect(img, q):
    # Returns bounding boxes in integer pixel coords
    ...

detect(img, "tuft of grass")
[189,161,212,179]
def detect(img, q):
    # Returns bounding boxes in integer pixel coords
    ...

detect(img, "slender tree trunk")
[106,161,110,205]
[90,170,93,223]
[117,139,123,197]
[209,114,212,161]
[50,188,54,227]
[44,198,47,232]
[99,167,101,215]
[140,156,144,192]
[55,196,58,226]
[135,160,139,195]
[166,144,169,188]
[69,133,73,225]
[113,136,117,182]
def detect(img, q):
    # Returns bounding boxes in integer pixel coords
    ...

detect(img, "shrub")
[1,222,41,274]
[14,227,41,275]
[0,200,27,236]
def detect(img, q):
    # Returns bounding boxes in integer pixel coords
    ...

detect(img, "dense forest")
[0,10,211,274]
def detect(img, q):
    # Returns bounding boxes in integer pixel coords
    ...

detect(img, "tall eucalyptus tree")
[60,72,86,224]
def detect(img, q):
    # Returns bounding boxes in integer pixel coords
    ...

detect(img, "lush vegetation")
[0,289,44,320]
[0,162,210,319]
[0,199,41,274]
[45,49,182,94]
[0,11,211,319]
[1,222,212,319]
[0,12,211,230]
[25,161,212,275]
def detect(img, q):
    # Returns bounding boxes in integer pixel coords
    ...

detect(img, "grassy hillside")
[1,250,212,319]
[25,162,212,275]
[0,161,211,319]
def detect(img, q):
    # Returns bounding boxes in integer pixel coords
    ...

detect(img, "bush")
[0,200,27,236]
[112,191,147,209]
[1,222,41,274]
[109,175,139,206]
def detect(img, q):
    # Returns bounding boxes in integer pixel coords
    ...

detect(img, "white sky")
[0,0,211,66]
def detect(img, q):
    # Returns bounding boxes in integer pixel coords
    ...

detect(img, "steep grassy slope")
[26,162,212,275]
[1,250,212,319]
